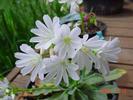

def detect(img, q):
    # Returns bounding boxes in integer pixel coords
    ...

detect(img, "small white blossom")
[59,0,83,13]
[54,25,82,58]
[48,0,54,2]
[73,35,106,71]
[30,15,61,50]
[95,38,121,75]
[15,44,46,82]
[43,56,80,85]
[0,78,15,100]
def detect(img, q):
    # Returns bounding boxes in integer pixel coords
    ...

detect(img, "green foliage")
[0,0,67,76]
[30,68,125,100]
[105,68,126,81]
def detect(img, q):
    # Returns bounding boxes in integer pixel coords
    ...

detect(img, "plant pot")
[80,20,107,39]
[108,94,118,100]
[83,0,124,15]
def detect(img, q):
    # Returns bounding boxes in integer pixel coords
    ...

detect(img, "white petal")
[82,34,89,43]
[15,58,32,68]
[15,52,31,59]
[30,37,43,43]
[43,15,53,30]
[70,27,81,37]
[63,69,69,84]
[30,63,41,82]
[20,44,35,54]
[53,17,60,26]
[60,25,70,36]
[21,66,34,76]
[44,71,57,82]
[55,67,63,85]
[31,29,46,37]
[35,20,50,33]
[67,67,79,80]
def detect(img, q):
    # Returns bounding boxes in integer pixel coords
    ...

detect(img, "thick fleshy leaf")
[97,85,120,94]
[105,68,126,81]
[81,73,104,85]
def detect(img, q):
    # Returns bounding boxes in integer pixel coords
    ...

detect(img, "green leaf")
[105,68,126,81]
[93,93,108,100]
[81,73,104,85]
[95,84,120,94]
[45,92,68,100]
[77,89,89,100]
[33,84,61,96]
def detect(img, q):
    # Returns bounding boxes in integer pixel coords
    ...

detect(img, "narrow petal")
[20,44,35,54]
[70,27,81,37]
[43,15,53,30]
[55,67,63,85]
[21,66,34,76]
[67,67,80,80]
[30,64,41,82]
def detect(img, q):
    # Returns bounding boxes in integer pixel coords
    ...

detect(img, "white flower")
[30,15,61,50]
[0,78,14,100]
[59,0,83,13]
[73,35,106,71]
[54,25,82,58]
[15,44,46,82]
[43,56,80,85]
[95,38,121,75]
[83,35,107,49]
[48,0,54,2]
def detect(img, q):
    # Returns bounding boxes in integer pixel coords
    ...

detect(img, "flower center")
[63,36,72,45]
[81,47,89,54]
[92,49,99,56]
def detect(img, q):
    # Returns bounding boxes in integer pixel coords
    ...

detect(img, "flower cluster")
[0,78,15,100]
[15,15,121,86]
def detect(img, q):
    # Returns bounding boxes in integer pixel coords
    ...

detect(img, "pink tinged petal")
[43,15,53,30]
[67,67,80,80]
[70,27,81,37]
[21,66,34,76]
[20,44,35,54]
[55,66,63,85]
